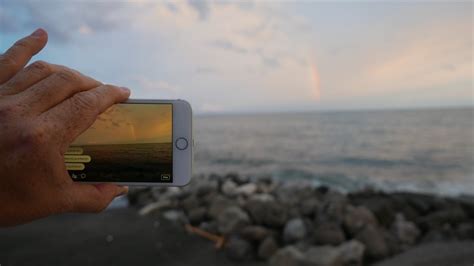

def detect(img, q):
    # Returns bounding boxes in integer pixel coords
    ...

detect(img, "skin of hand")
[0,29,130,227]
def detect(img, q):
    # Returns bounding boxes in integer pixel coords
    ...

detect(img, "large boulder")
[318,191,349,224]
[343,205,378,236]
[222,180,239,197]
[240,225,271,242]
[355,224,389,260]
[269,246,307,266]
[304,246,343,266]
[283,218,308,244]
[300,198,321,217]
[244,194,288,227]
[208,195,236,219]
[217,206,250,235]
[338,240,365,266]
[226,236,254,261]
[235,183,258,197]
[391,213,420,247]
[258,236,279,260]
[313,221,346,245]
[187,207,207,225]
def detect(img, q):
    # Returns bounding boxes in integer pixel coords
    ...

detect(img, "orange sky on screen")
[73,104,172,145]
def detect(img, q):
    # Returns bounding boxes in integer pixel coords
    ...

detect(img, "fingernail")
[117,186,129,196]
[31,28,45,37]
[120,87,131,94]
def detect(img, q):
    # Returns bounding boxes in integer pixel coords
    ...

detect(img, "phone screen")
[66,103,173,183]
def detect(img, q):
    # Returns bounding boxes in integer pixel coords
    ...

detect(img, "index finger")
[0,28,48,84]
[40,84,131,151]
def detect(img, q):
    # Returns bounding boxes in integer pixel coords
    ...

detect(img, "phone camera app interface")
[67,103,173,183]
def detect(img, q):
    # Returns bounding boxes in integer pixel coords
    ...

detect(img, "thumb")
[67,183,128,213]
[0,28,48,84]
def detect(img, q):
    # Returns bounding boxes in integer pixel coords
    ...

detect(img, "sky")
[0,1,472,113]
[73,104,172,145]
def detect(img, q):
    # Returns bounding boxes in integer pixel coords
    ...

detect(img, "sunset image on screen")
[67,103,173,183]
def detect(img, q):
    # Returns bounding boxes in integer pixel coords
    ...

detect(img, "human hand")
[0,29,130,227]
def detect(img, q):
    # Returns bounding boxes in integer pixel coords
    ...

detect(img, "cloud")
[187,0,210,20]
[211,39,248,54]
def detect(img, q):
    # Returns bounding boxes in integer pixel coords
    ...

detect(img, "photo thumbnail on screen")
[66,103,173,183]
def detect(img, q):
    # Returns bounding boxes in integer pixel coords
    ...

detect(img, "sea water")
[194,108,474,196]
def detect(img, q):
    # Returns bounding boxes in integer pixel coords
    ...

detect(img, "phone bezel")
[78,99,193,187]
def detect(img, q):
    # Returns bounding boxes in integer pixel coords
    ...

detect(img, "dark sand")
[0,208,264,266]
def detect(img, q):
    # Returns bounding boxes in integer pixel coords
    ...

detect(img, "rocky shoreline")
[128,174,474,266]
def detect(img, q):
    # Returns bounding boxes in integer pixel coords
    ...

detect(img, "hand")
[0,29,130,227]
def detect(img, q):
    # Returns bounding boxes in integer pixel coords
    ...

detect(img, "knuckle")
[71,91,100,112]
[29,60,52,76]
[20,124,48,146]
[56,69,80,84]
[0,53,19,70]
[0,102,18,120]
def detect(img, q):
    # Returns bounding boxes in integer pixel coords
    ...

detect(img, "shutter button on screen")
[175,137,188,150]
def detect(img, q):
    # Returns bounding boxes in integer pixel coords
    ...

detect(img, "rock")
[338,240,365,266]
[391,213,420,247]
[235,183,258,196]
[355,224,389,260]
[208,195,236,219]
[217,206,250,234]
[227,172,250,185]
[319,191,349,224]
[300,198,321,217]
[138,200,175,216]
[188,207,207,225]
[199,221,218,234]
[418,207,467,231]
[313,221,346,245]
[222,180,239,197]
[343,205,378,236]
[283,218,308,244]
[241,225,271,242]
[274,180,315,206]
[304,245,343,266]
[269,246,307,266]
[244,194,288,227]
[258,236,279,260]
[162,210,188,224]
[456,222,474,239]
[226,236,254,261]
[180,194,201,213]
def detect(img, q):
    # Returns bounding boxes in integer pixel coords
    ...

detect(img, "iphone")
[65,99,193,186]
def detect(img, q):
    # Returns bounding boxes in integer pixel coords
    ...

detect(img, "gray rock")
[235,183,258,196]
[217,206,250,234]
[188,207,207,225]
[304,245,343,266]
[355,224,389,260]
[391,213,420,247]
[300,198,321,217]
[138,200,175,216]
[319,191,349,224]
[343,205,378,236]
[418,207,467,230]
[180,194,201,213]
[208,195,236,219]
[283,218,308,244]
[313,221,346,245]
[245,194,288,227]
[222,180,239,197]
[258,236,279,260]
[241,225,271,241]
[269,246,307,266]
[338,240,365,266]
[227,172,250,185]
[226,236,254,261]
[199,221,218,234]
[162,209,188,224]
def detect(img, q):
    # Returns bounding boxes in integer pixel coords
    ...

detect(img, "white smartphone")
[65,99,193,186]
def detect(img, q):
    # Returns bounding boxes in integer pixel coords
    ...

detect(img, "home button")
[175,137,188,150]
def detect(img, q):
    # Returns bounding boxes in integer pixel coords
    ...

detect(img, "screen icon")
[161,174,171,181]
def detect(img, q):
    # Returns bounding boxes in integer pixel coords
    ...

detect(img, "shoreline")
[128,173,474,265]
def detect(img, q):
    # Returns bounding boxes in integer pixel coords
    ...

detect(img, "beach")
[3,174,473,266]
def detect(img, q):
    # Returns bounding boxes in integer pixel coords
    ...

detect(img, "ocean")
[193,107,474,196]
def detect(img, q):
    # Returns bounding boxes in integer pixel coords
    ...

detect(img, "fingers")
[0,29,48,85]
[41,84,130,149]
[67,183,128,213]
[15,66,102,114]
[0,61,66,96]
